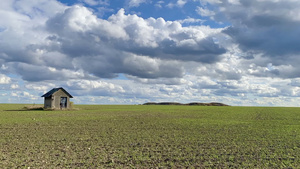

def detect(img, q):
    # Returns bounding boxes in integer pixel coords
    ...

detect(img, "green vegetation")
[0,104,300,168]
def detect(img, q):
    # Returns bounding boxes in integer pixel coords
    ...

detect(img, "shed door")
[60,97,67,108]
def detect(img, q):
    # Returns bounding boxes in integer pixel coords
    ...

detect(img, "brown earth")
[143,102,229,106]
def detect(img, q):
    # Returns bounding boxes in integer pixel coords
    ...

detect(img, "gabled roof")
[41,87,73,98]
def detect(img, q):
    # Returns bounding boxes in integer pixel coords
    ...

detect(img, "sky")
[1,0,300,106]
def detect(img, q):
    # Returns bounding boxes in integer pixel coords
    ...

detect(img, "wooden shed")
[41,87,73,109]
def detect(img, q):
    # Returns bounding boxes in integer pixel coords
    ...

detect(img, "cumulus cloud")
[110,10,225,61]
[11,84,19,89]
[41,6,226,80]
[67,79,125,96]
[25,83,56,91]
[3,0,300,106]
[80,0,100,6]
[8,62,85,82]
[10,91,39,102]
[127,0,147,7]
[196,7,215,17]
[167,0,188,8]
[155,1,165,8]
[0,1,227,83]
[177,17,205,24]
[200,0,300,78]
[0,74,11,84]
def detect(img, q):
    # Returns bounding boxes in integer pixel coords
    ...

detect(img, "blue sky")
[1,0,300,106]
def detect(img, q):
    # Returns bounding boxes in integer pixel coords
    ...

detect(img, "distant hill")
[143,102,229,106]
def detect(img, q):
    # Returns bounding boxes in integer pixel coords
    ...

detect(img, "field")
[1,104,300,168]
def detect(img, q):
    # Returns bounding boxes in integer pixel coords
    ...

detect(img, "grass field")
[0,104,300,168]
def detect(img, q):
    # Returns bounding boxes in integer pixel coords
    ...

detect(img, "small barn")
[41,87,73,109]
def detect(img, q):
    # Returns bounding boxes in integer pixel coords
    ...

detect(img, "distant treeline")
[143,102,229,106]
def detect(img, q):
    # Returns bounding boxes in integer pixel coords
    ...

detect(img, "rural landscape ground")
[1,104,300,168]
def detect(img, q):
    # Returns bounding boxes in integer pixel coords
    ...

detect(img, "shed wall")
[53,89,71,109]
[44,97,52,109]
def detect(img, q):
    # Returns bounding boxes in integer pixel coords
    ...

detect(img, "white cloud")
[11,92,18,97]
[11,84,19,89]
[12,0,66,18]
[196,7,215,17]
[177,17,205,24]
[199,0,222,5]
[10,90,39,102]
[155,1,164,8]
[81,0,99,6]
[25,84,54,91]
[177,0,188,7]
[0,74,11,84]
[2,0,300,106]
[167,0,187,8]
[67,79,125,96]
[228,0,240,5]
[127,0,147,7]
[43,6,225,79]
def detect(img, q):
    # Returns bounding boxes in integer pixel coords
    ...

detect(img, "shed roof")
[41,87,73,98]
